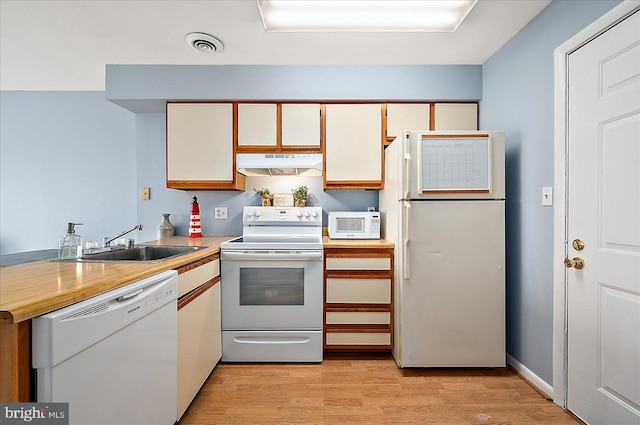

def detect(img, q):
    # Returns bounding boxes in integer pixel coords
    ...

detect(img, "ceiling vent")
[185,32,224,53]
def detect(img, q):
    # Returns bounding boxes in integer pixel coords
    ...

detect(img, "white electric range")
[220,206,323,362]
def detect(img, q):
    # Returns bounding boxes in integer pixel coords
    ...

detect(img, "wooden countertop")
[0,235,393,324]
[322,236,394,249]
[0,236,234,324]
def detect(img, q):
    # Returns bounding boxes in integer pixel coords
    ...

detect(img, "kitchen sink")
[80,245,207,262]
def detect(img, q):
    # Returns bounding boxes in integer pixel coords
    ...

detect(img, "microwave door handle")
[403,201,411,280]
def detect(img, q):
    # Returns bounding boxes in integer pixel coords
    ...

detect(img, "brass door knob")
[564,257,585,270]
[572,239,585,251]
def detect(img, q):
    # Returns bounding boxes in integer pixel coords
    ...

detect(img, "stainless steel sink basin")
[80,245,207,262]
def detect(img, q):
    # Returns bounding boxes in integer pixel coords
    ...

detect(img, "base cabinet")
[324,248,393,352]
[176,256,221,420]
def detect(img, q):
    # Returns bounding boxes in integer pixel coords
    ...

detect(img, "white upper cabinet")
[386,103,431,140]
[281,103,321,147]
[166,103,244,191]
[237,103,277,147]
[433,103,478,131]
[324,104,383,189]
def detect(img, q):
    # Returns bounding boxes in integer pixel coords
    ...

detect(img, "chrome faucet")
[103,224,143,248]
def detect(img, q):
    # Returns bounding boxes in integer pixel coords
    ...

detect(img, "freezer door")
[396,200,506,367]
[407,131,505,200]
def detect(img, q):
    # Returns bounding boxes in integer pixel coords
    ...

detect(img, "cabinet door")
[433,103,478,131]
[237,103,277,147]
[177,280,221,419]
[386,103,431,141]
[166,103,244,190]
[282,103,321,148]
[324,104,383,189]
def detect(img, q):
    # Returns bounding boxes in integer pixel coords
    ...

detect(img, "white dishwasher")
[32,270,178,425]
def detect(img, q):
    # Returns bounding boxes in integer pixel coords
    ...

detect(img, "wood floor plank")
[178,355,580,425]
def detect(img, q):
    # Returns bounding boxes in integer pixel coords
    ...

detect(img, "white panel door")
[566,10,640,425]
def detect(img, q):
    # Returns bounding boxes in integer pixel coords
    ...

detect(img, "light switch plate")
[140,187,150,200]
[542,187,553,206]
[215,207,228,219]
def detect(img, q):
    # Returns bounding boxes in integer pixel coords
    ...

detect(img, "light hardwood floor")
[178,354,581,425]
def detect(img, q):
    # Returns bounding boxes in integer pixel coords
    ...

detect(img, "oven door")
[220,249,323,330]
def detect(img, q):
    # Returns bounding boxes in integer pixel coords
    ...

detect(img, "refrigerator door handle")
[404,152,412,199]
[403,133,412,199]
[403,201,411,279]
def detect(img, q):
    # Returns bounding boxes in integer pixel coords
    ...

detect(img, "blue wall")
[0,91,137,255]
[0,0,623,390]
[106,65,483,113]
[125,65,483,242]
[1,65,482,252]
[480,0,621,385]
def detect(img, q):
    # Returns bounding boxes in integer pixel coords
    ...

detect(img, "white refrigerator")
[380,130,506,368]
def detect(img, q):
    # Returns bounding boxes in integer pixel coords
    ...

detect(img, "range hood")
[236,154,323,177]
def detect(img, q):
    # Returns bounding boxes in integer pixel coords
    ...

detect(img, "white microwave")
[328,211,380,240]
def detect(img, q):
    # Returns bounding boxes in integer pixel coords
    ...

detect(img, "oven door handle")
[221,250,323,261]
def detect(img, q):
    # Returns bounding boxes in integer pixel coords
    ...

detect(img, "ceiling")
[0,0,551,91]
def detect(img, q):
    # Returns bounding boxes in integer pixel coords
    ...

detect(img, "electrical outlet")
[215,207,228,219]
[542,187,553,206]
[140,187,150,200]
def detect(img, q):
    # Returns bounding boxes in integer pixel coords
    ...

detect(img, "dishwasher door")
[32,270,178,425]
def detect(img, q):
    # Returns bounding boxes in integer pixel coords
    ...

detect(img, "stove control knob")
[248,210,255,217]
[303,210,310,217]
[296,209,303,217]
[311,210,319,218]
[255,210,262,217]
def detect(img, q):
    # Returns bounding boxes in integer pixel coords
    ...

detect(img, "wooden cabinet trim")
[175,254,219,275]
[325,305,391,312]
[325,271,391,279]
[177,276,220,311]
[0,321,31,402]
[166,174,246,191]
[325,326,391,333]
[326,248,393,256]
[323,181,384,190]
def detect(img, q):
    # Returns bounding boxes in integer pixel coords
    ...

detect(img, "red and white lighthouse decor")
[188,196,203,238]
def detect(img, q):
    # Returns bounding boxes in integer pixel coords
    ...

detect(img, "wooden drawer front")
[326,278,391,304]
[326,332,391,346]
[326,256,390,271]
[326,311,390,325]
[178,260,219,297]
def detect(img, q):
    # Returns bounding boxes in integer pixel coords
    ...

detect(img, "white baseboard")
[507,353,553,398]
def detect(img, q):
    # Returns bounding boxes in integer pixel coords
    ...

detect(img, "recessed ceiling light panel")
[257,0,478,32]
[185,32,224,53]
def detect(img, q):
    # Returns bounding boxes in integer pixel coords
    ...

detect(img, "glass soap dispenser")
[58,222,83,260]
